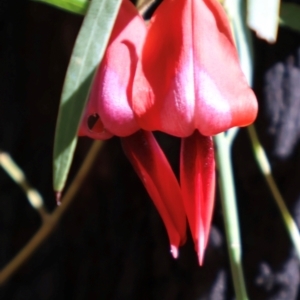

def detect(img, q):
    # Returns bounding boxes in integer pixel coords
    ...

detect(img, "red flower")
[130,0,258,263]
[79,0,258,264]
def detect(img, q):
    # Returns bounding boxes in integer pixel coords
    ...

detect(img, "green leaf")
[280,3,300,33]
[53,0,122,192]
[32,0,89,15]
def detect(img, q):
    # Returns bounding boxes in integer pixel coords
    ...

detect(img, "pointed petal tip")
[122,131,187,257]
[55,192,62,206]
[170,245,179,259]
[197,249,204,266]
[196,234,206,266]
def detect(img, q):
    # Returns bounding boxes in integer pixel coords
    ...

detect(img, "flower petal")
[180,131,215,264]
[121,130,187,256]
[79,0,146,139]
[132,0,258,137]
[192,0,258,135]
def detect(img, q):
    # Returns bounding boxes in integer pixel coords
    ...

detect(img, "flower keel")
[180,131,215,264]
[121,130,187,256]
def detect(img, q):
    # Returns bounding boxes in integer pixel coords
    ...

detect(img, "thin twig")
[137,0,155,15]
[227,127,239,145]
[0,140,103,285]
[215,132,249,300]
[0,151,48,220]
[247,125,300,259]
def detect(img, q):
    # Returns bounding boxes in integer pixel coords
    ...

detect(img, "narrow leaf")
[53,0,122,192]
[280,3,300,33]
[32,0,89,15]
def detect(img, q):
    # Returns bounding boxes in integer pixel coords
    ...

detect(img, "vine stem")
[0,151,48,221]
[214,131,248,300]
[247,125,300,259]
[0,140,103,285]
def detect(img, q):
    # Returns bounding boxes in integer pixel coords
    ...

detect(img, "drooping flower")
[79,0,258,265]
[130,0,258,263]
[78,0,187,256]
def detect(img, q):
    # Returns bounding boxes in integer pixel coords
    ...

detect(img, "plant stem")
[136,0,155,14]
[248,125,300,259]
[214,132,248,300]
[224,0,253,86]
[0,151,48,220]
[0,140,103,285]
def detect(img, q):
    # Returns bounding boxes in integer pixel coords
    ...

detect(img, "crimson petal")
[132,0,258,137]
[180,131,215,264]
[79,0,146,139]
[121,130,186,257]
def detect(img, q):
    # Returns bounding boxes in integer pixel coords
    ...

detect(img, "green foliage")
[280,3,300,33]
[32,0,89,15]
[53,0,122,192]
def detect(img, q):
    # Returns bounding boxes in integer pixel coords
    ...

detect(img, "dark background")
[1,0,300,299]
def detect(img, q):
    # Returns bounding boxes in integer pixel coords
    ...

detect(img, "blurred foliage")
[280,3,300,33]
[32,0,89,14]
